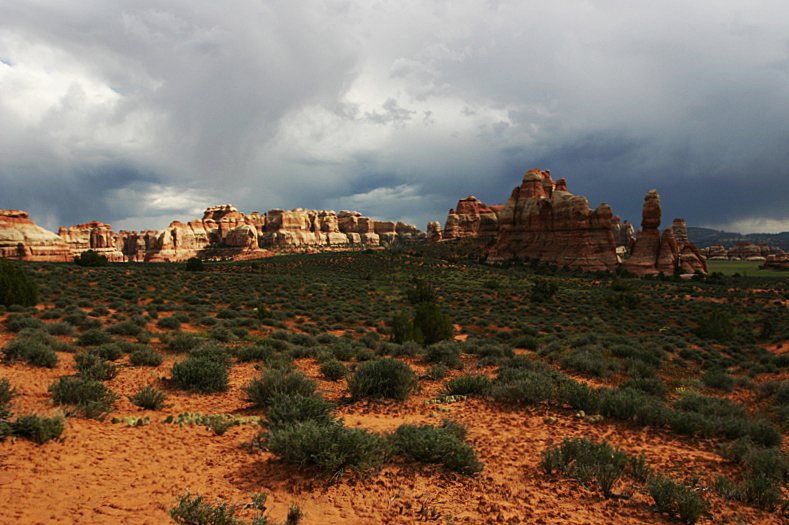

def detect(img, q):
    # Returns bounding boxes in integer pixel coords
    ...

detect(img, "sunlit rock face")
[1,210,72,262]
[487,169,619,272]
[441,196,501,241]
[58,221,125,262]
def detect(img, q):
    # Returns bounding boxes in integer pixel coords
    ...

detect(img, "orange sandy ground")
[1,330,787,524]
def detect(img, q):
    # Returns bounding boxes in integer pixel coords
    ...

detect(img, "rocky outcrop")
[702,244,728,260]
[727,242,769,261]
[58,221,126,262]
[622,192,708,276]
[442,196,500,240]
[486,169,619,272]
[427,222,442,243]
[0,210,72,262]
[763,253,789,271]
[611,216,635,247]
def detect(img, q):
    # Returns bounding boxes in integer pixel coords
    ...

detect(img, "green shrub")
[157,316,181,330]
[319,359,349,381]
[413,302,453,345]
[74,250,108,267]
[390,423,483,475]
[171,357,229,393]
[405,278,438,305]
[168,333,203,353]
[262,420,386,474]
[243,370,317,408]
[74,352,119,381]
[694,310,735,342]
[391,310,423,344]
[348,358,417,401]
[557,380,603,413]
[129,346,164,366]
[48,377,118,419]
[90,343,124,361]
[648,473,706,525]
[236,343,275,363]
[530,277,559,303]
[129,385,167,410]
[106,321,143,336]
[619,377,668,398]
[425,341,463,369]
[443,375,491,396]
[4,312,44,332]
[701,369,735,392]
[185,257,204,272]
[12,413,65,444]
[0,378,14,419]
[541,437,628,499]
[426,364,448,380]
[491,369,554,404]
[0,260,38,307]
[2,337,58,368]
[189,342,233,370]
[264,393,336,430]
[76,329,113,347]
[560,346,618,378]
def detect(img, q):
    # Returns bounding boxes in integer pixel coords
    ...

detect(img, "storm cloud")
[1,1,788,234]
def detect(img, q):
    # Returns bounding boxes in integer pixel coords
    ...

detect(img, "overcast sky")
[1,1,788,235]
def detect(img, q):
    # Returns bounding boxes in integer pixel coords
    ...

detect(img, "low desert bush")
[76,329,113,347]
[443,375,491,397]
[243,370,317,408]
[491,369,554,405]
[557,379,603,413]
[48,377,118,419]
[12,413,65,444]
[319,359,349,381]
[540,437,628,499]
[235,343,275,363]
[171,356,229,393]
[74,352,119,381]
[264,393,336,430]
[425,341,463,369]
[648,472,706,525]
[129,346,164,367]
[262,420,386,474]
[390,423,483,475]
[129,385,167,410]
[188,342,233,370]
[2,336,58,368]
[348,358,417,401]
[169,490,302,525]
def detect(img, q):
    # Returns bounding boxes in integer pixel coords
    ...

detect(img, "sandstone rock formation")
[762,253,789,270]
[442,196,500,240]
[486,169,619,272]
[727,242,769,261]
[702,244,728,260]
[426,222,442,243]
[58,221,126,262]
[611,216,635,247]
[622,193,708,276]
[0,210,72,262]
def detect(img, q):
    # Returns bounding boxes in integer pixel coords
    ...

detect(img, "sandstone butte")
[0,210,72,262]
[622,191,708,276]
[0,205,426,263]
[442,196,502,240]
[486,169,620,272]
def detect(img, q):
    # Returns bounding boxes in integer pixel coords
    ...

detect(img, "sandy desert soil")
[2,318,787,525]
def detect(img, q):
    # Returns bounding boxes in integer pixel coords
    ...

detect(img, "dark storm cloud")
[1,1,788,234]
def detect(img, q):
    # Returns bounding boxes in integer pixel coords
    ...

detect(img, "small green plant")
[648,472,706,525]
[11,413,65,444]
[169,490,302,525]
[262,420,386,474]
[264,393,336,430]
[390,423,483,475]
[443,375,491,397]
[128,385,167,410]
[48,377,118,419]
[171,356,229,393]
[243,369,317,408]
[540,438,629,499]
[319,359,349,381]
[129,346,164,366]
[348,358,418,401]
[74,352,119,381]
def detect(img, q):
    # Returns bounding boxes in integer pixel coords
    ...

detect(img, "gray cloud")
[1,1,788,235]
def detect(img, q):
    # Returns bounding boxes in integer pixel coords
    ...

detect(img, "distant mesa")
[0,206,425,263]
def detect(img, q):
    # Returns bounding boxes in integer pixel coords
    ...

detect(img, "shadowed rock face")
[442,196,501,241]
[58,221,125,262]
[622,194,708,276]
[0,210,72,262]
[486,170,619,272]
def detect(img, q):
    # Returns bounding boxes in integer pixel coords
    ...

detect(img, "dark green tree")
[0,260,38,307]
[74,250,108,267]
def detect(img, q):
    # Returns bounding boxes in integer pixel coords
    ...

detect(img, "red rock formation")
[611,216,635,247]
[0,210,72,262]
[727,242,766,261]
[702,244,727,260]
[763,253,789,270]
[58,221,126,262]
[426,222,442,242]
[622,192,707,276]
[442,196,500,240]
[486,170,618,272]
